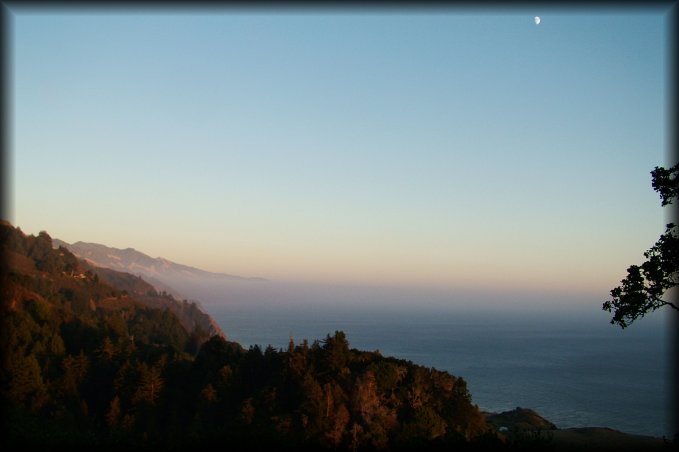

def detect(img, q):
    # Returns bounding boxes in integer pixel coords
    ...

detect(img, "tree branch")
[651,295,679,312]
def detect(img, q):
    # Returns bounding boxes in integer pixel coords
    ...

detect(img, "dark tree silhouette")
[603,164,679,328]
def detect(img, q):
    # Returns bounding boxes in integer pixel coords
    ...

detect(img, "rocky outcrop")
[484,407,669,451]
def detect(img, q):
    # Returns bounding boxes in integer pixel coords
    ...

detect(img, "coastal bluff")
[484,407,669,451]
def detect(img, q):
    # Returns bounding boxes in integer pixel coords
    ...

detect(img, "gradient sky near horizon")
[8,7,671,297]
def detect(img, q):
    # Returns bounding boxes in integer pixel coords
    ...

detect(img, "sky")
[7,7,671,300]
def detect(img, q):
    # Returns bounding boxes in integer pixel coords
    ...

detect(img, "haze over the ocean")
[8,8,668,308]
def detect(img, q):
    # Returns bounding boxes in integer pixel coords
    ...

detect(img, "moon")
[534,16,541,25]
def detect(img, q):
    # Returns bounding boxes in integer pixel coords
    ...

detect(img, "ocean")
[206,300,673,439]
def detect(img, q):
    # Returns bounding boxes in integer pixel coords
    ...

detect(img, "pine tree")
[133,362,164,406]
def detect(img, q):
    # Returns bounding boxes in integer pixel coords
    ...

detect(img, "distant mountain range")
[53,238,265,282]
[52,239,266,303]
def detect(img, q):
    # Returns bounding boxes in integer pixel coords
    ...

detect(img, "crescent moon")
[535,16,541,25]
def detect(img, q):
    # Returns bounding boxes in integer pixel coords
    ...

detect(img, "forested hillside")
[1,222,499,450]
[78,261,225,338]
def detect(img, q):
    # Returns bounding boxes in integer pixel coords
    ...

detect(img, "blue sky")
[8,8,670,298]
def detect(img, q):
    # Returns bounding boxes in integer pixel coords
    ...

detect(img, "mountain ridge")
[51,239,227,338]
[52,238,267,284]
[0,221,223,346]
[0,224,225,339]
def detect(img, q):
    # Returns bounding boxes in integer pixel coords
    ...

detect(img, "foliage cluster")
[603,164,679,327]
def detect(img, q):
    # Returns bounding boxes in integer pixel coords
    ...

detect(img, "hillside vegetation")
[78,261,224,338]
[0,222,503,450]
